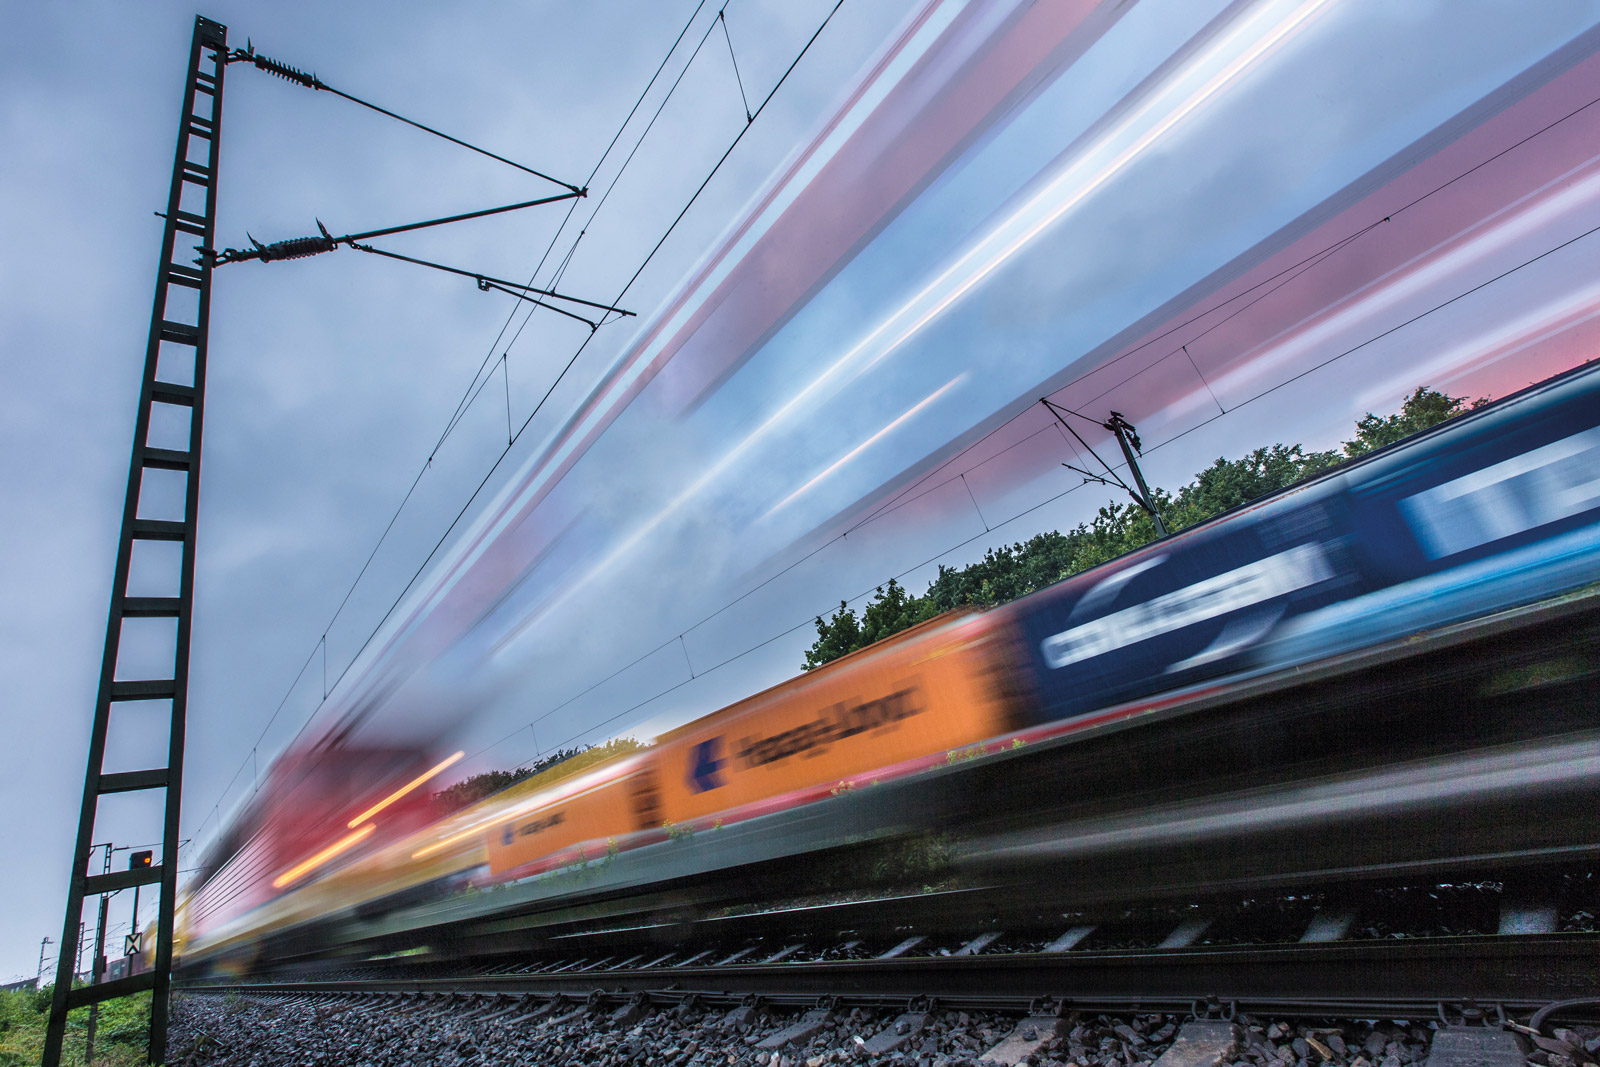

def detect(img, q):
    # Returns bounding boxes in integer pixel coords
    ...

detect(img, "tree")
[1342,387,1484,457]
[1168,444,1339,530]
[802,581,938,670]
[803,601,864,670]
[859,579,938,644]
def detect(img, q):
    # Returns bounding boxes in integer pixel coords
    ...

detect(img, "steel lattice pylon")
[43,15,227,1066]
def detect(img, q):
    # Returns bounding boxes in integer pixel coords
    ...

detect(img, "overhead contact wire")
[194,2,713,840]
[265,0,846,792]
[436,0,711,449]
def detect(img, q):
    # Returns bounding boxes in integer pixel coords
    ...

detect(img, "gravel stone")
[166,996,1600,1067]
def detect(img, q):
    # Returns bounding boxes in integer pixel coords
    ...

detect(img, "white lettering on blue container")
[1040,543,1334,669]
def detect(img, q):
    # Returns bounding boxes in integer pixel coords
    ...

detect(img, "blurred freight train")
[177,362,1600,966]
[183,741,463,946]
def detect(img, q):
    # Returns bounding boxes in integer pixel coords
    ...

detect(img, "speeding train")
[177,361,1600,965]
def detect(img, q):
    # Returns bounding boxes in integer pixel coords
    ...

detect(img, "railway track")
[184,933,1598,1018]
[173,925,1600,1067]
[183,863,1600,1013]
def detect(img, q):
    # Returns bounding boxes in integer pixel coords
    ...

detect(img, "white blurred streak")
[763,374,967,518]
[828,0,1334,392]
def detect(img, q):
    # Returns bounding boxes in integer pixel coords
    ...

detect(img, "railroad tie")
[860,1011,930,1056]
[756,1007,835,1050]
[503,996,559,1026]
[549,998,593,1027]
[610,993,651,1026]
[1040,925,1096,952]
[718,1002,761,1029]
[979,1012,1069,1065]
[1424,1029,1527,1067]
[1139,1022,1242,1067]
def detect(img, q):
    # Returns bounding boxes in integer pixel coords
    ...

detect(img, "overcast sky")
[5,0,1600,983]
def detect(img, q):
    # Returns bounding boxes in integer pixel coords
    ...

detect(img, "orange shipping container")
[485,757,656,876]
[653,610,1019,825]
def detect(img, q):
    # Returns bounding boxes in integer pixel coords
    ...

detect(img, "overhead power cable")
[292,0,845,727]
[228,41,582,192]
[189,0,716,840]
[192,0,841,844]
[436,0,714,450]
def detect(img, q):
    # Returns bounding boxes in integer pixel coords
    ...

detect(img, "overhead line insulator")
[230,42,324,91]
[255,233,337,262]
[214,221,338,266]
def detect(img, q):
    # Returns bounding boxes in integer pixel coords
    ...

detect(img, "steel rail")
[180,933,1599,1018]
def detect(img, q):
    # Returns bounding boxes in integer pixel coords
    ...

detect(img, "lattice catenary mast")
[43,16,228,1066]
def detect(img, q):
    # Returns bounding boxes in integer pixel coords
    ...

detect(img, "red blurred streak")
[271,823,376,890]
[347,750,465,828]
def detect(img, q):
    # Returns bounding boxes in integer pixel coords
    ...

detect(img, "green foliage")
[802,386,1477,669]
[1166,444,1340,529]
[0,988,149,1067]
[1342,386,1486,457]
[801,580,937,670]
[803,601,863,671]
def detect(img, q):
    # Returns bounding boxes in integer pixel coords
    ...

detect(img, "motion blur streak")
[764,374,968,518]
[410,824,480,862]
[179,365,1600,966]
[491,0,1334,646]
[281,0,969,730]
[347,750,465,828]
[1212,159,1600,403]
[271,824,376,890]
[829,0,1334,392]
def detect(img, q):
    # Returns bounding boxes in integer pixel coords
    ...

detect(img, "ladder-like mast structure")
[43,16,228,1065]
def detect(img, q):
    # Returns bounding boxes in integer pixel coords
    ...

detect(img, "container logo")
[1040,543,1334,669]
[500,810,566,846]
[688,738,726,792]
[735,688,922,769]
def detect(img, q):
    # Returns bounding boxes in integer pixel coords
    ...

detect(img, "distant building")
[0,977,38,994]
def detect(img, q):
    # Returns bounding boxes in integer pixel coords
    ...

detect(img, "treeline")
[802,387,1481,670]
[433,738,643,816]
